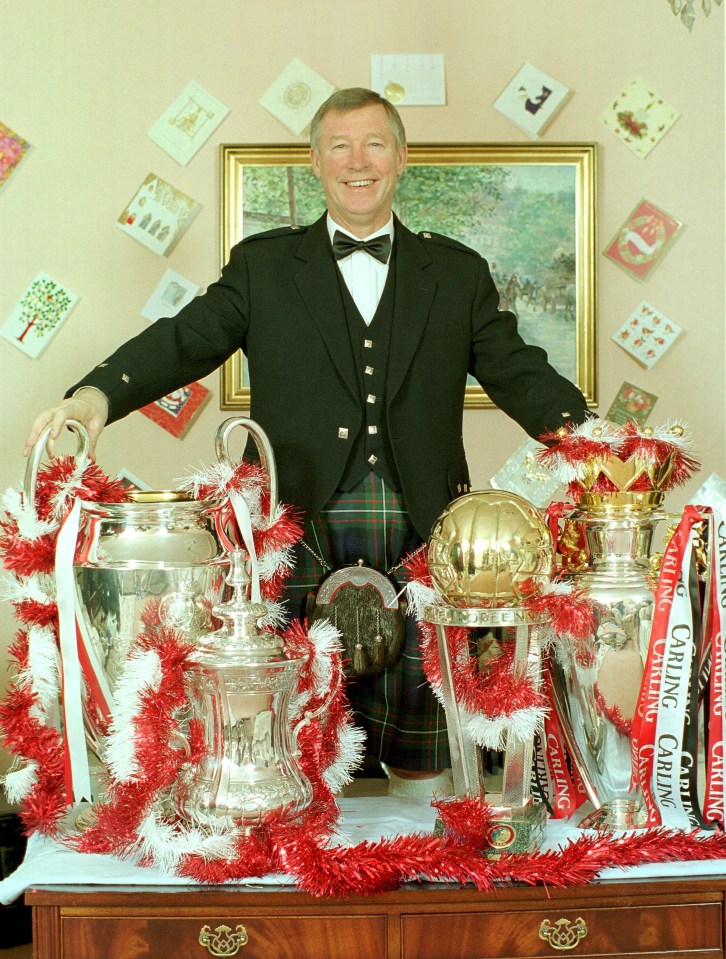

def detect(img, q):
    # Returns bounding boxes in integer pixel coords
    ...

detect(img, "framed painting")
[219,143,597,409]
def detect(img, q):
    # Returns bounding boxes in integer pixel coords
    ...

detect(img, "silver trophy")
[24,415,277,793]
[177,548,334,828]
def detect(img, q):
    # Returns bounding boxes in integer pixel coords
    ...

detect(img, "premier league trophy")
[543,421,703,830]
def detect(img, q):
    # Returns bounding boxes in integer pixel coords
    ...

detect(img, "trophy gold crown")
[547,422,695,513]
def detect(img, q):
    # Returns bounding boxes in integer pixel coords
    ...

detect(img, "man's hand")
[23,388,109,460]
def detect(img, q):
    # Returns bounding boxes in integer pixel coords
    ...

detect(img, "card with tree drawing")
[0,272,78,358]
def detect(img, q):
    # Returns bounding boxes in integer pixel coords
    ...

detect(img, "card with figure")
[612,301,682,368]
[148,80,230,166]
[489,437,563,508]
[0,122,31,189]
[258,58,335,136]
[139,381,210,437]
[116,174,201,256]
[141,269,201,322]
[606,381,658,426]
[600,77,680,159]
[0,272,78,358]
[493,62,570,138]
[604,198,683,280]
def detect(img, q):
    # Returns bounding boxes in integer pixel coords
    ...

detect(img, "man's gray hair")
[309,88,407,151]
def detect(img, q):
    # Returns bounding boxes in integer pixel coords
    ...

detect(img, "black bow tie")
[332,230,391,264]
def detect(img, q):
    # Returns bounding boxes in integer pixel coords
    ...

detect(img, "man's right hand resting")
[24,387,109,460]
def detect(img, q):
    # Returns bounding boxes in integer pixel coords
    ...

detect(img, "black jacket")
[69,214,589,538]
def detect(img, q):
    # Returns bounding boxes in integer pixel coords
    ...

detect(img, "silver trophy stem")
[434,623,480,796]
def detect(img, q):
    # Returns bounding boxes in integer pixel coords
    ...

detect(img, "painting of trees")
[221,143,596,407]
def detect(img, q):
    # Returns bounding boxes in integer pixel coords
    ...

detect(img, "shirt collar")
[326,214,394,245]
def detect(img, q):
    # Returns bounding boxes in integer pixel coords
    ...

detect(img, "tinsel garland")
[0,453,360,848]
[402,549,596,750]
[537,418,700,500]
[4,450,726,896]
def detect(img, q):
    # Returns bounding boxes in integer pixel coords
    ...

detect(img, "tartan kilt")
[284,472,450,771]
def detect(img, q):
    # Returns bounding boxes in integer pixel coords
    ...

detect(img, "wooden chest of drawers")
[27,876,726,959]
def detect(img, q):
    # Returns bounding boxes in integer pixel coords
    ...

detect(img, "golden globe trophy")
[424,489,554,855]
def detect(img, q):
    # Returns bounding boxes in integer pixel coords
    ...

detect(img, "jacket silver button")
[338,428,349,439]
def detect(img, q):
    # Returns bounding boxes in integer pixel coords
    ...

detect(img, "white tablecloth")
[2,797,726,905]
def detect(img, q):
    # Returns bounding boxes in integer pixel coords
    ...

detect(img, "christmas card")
[141,269,200,322]
[0,272,78,358]
[258,58,335,136]
[139,381,210,438]
[605,381,658,426]
[600,77,680,159]
[370,54,446,105]
[148,80,230,166]
[489,437,563,508]
[116,468,153,492]
[690,473,726,513]
[604,198,683,280]
[612,301,682,368]
[493,62,570,138]
[116,173,201,256]
[0,122,30,190]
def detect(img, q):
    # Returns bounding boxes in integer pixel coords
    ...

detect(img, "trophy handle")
[23,419,90,512]
[215,417,278,518]
[291,663,343,758]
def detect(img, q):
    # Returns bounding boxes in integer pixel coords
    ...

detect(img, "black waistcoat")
[337,256,401,491]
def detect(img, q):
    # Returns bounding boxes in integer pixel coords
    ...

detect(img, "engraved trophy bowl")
[549,505,664,830]
[177,550,337,829]
[24,415,278,793]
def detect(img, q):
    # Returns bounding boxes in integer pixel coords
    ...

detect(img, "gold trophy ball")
[427,490,554,608]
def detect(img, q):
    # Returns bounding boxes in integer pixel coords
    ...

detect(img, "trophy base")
[434,797,547,858]
[578,798,647,831]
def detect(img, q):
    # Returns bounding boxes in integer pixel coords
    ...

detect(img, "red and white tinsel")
[4,447,726,894]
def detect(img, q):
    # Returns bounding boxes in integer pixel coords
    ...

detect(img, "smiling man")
[26,88,590,796]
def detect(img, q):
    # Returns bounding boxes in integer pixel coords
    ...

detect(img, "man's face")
[310,103,408,238]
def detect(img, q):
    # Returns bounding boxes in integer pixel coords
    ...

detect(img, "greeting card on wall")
[370,54,446,105]
[603,199,683,280]
[259,58,335,136]
[139,381,210,438]
[493,62,570,138]
[116,468,153,492]
[141,269,201,322]
[0,122,31,190]
[612,300,682,368]
[690,473,726,512]
[606,381,658,426]
[116,174,201,256]
[600,78,680,159]
[489,437,563,508]
[0,272,78,358]
[148,81,230,166]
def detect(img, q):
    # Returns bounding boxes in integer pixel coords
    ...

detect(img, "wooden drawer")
[401,900,723,958]
[60,912,387,959]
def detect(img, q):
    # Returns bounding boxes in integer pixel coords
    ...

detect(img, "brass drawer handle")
[539,917,588,951]
[199,923,249,956]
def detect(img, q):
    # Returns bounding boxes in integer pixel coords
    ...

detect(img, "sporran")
[307,560,406,677]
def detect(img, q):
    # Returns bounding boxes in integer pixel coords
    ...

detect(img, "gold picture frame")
[219,143,597,409]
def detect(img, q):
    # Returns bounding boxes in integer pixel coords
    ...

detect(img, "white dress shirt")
[327,215,394,325]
